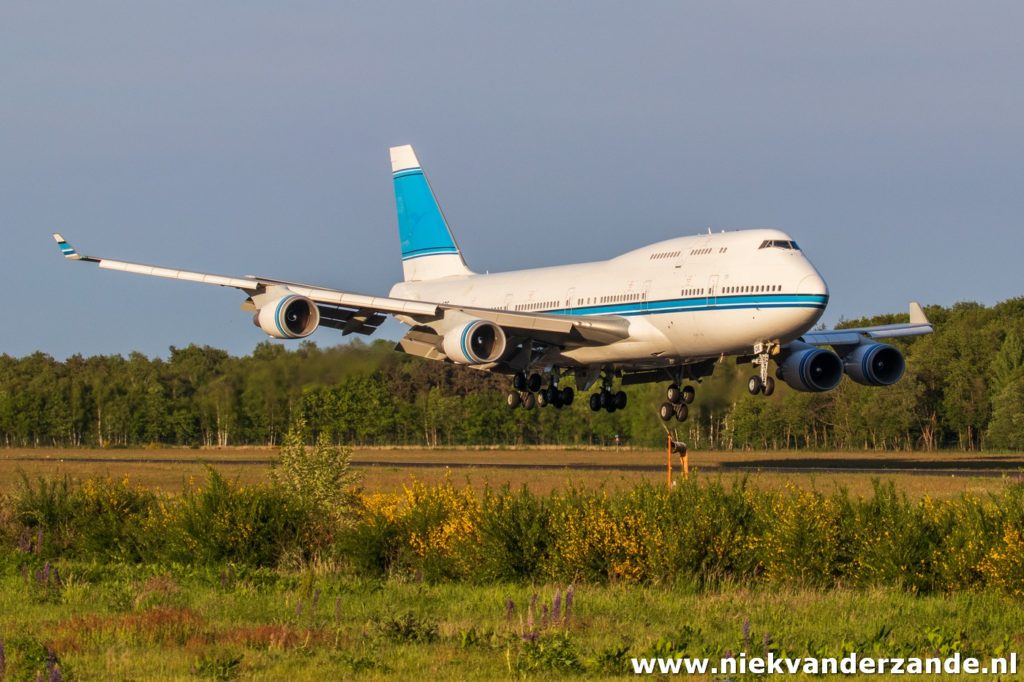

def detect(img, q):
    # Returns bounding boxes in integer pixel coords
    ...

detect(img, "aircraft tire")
[527,373,543,393]
[506,392,522,409]
[763,377,775,396]
[682,385,696,404]
[659,402,675,421]
[561,387,575,406]
[675,402,688,422]
[747,376,763,395]
[666,384,682,404]
[614,391,628,410]
[589,393,602,412]
[513,372,528,391]
[522,392,536,410]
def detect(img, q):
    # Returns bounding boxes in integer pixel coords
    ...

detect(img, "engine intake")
[777,343,843,392]
[843,342,905,386]
[442,319,507,364]
[255,294,320,339]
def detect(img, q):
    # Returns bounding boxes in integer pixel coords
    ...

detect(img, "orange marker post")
[667,434,673,488]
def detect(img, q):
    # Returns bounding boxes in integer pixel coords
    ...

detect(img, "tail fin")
[390,145,473,281]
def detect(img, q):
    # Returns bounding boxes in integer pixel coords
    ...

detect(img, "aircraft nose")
[798,272,829,297]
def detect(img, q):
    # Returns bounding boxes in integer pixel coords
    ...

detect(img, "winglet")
[52,233,84,260]
[909,301,929,325]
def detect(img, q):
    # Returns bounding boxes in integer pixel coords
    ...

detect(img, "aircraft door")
[565,287,575,312]
[642,280,652,312]
[707,275,719,307]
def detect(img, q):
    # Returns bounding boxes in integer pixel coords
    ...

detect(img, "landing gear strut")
[589,372,626,414]
[748,342,777,396]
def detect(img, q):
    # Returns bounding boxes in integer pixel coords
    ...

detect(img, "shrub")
[474,485,551,581]
[165,467,312,566]
[270,419,361,523]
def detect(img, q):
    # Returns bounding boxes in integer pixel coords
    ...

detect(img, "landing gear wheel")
[537,391,549,408]
[763,377,776,396]
[527,373,543,393]
[682,385,696,404]
[560,387,575,406]
[512,372,528,392]
[748,376,763,395]
[667,384,682,405]
[522,392,536,410]
[589,393,602,412]
[545,386,559,405]
[614,391,628,410]
[600,391,614,410]
[506,392,522,409]
[674,403,689,422]
[605,403,617,414]
[659,402,675,421]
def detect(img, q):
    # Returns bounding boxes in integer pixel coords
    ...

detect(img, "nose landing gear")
[747,341,778,396]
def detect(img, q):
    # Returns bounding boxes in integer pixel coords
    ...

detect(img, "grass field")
[3,447,1024,679]
[2,566,1021,680]
[3,446,1022,498]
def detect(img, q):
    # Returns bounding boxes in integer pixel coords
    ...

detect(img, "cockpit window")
[758,239,800,250]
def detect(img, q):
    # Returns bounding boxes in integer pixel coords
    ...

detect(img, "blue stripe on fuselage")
[533,293,828,317]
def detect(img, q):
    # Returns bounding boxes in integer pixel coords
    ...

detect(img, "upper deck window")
[758,239,801,250]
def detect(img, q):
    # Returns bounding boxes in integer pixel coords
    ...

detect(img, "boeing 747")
[53,145,932,421]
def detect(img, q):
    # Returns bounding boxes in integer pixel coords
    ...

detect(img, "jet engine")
[842,342,905,386]
[776,343,844,392]
[441,319,507,365]
[254,294,320,339]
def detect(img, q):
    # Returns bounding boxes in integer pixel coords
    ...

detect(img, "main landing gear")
[507,372,574,410]
[659,383,696,422]
[747,341,776,396]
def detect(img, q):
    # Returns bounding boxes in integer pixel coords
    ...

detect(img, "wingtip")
[909,301,929,325]
[52,232,82,259]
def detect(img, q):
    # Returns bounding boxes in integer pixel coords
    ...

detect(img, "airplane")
[53,144,933,422]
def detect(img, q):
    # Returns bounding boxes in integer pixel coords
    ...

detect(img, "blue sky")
[2,2,1022,358]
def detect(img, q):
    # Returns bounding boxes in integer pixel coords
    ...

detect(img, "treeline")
[2,298,1024,450]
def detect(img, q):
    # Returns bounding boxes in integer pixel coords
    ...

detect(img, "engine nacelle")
[441,319,507,364]
[843,342,905,386]
[777,343,844,392]
[254,294,320,339]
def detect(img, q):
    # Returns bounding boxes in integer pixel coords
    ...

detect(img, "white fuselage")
[390,228,829,369]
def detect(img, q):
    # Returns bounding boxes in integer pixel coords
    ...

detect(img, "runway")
[6,455,1023,479]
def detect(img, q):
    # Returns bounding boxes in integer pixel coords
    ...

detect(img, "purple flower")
[565,584,574,621]
[552,590,562,622]
[541,604,549,628]
[743,617,751,650]
[526,602,534,632]
[505,598,515,620]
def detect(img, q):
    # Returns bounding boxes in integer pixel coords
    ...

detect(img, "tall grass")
[3,471,1024,595]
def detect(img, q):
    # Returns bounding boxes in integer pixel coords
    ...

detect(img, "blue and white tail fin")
[390,145,473,281]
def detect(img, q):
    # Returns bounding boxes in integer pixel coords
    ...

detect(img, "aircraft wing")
[52,233,628,343]
[800,302,933,347]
